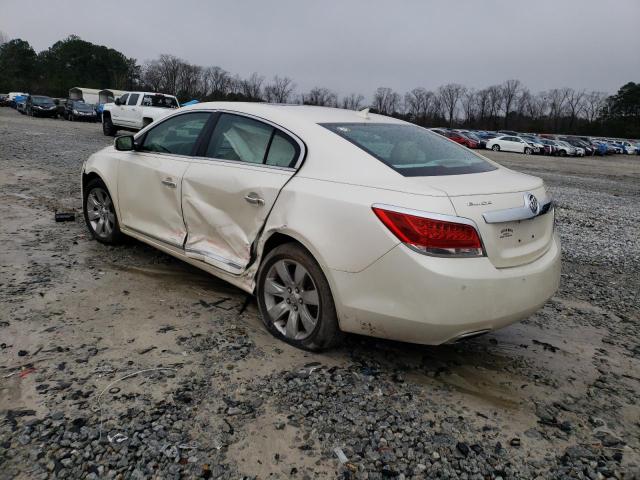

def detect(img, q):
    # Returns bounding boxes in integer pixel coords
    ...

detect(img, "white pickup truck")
[102,91,180,136]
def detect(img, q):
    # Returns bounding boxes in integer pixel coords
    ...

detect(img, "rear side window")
[321,123,496,177]
[141,112,210,156]
[206,114,273,164]
[265,131,299,168]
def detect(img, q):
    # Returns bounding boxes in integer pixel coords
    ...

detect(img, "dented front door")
[181,160,294,273]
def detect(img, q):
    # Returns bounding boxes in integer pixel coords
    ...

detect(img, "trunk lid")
[414,169,554,268]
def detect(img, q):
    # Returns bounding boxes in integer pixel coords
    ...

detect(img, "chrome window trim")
[482,194,553,224]
[371,203,487,257]
[132,108,307,171]
[209,109,307,170]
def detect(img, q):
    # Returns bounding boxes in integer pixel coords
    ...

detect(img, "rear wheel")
[83,178,124,245]
[257,243,343,351]
[492,144,500,151]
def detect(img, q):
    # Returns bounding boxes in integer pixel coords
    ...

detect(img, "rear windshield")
[142,95,179,108]
[321,123,496,177]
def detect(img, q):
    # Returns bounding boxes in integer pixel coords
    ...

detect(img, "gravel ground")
[0,107,639,480]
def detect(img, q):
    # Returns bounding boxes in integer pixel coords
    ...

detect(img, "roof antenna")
[356,108,370,120]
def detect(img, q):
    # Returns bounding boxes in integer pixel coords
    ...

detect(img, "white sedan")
[486,135,535,154]
[81,103,560,350]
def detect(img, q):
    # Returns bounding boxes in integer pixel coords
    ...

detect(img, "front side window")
[141,113,210,156]
[321,123,496,177]
[119,94,129,104]
[206,114,273,164]
[127,93,139,106]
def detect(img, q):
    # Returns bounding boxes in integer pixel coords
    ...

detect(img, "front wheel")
[83,178,124,245]
[257,243,343,351]
[492,144,500,151]
[524,147,532,155]
[559,150,567,157]
[102,116,117,136]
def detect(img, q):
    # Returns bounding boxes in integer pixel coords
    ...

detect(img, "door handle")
[244,193,264,206]
[161,179,177,188]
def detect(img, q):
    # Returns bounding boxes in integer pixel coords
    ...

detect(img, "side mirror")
[114,98,122,106]
[115,135,135,151]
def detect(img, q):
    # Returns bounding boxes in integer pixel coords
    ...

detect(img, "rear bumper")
[330,234,561,345]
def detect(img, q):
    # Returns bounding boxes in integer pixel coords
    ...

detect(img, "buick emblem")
[525,193,539,214]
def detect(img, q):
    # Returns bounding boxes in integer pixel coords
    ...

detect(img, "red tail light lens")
[372,206,484,257]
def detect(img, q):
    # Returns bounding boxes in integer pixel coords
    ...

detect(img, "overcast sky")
[1,0,638,96]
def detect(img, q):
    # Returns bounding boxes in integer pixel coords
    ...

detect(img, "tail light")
[372,205,484,257]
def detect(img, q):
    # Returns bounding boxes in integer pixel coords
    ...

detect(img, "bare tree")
[546,87,571,130]
[0,30,9,45]
[372,87,401,115]
[438,83,466,127]
[181,64,204,99]
[475,88,491,124]
[566,89,585,132]
[500,79,522,128]
[486,85,503,129]
[341,93,365,110]
[201,66,232,97]
[241,72,265,99]
[582,91,607,123]
[263,75,296,103]
[461,89,478,125]
[302,87,337,106]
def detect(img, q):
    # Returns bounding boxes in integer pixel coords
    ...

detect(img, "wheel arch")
[253,229,346,333]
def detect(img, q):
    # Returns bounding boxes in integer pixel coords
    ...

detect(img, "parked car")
[497,130,519,136]
[446,131,479,148]
[561,138,594,156]
[539,139,559,156]
[26,95,59,118]
[486,135,535,154]
[7,92,28,108]
[519,135,545,154]
[16,96,28,114]
[553,141,577,157]
[458,131,487,149]
[64,100,98,122]
[102,91,180,136]
[0,94,9,106]
[81,103,560,349]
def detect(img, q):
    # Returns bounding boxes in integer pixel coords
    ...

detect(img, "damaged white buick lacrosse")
[81,103,560,350]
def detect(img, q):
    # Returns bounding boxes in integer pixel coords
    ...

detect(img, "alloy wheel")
[263,259,320,340]
[86,187,115,239]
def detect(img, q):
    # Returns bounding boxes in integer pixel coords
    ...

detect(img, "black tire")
[256,243,343,351]
[524,147,532,155]
[492,144,500,151]
[102,115,117,136]
[559,149,567,157]
[83,178,124,245]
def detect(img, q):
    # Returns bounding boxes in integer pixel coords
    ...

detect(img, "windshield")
[321,123,497,177]
[142,94,179,108]
[33,96,54,105]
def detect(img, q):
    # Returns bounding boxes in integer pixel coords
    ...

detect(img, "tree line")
[0,34,638,138]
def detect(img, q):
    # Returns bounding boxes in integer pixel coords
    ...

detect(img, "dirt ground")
[0,107,639,479]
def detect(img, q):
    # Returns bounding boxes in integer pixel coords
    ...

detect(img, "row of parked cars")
[429,127,640,156]
[0,92,99,121]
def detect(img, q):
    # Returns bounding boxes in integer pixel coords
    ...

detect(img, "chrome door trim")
[483,195,553,224]
[125,225,184,249]
[184,247,244,272]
